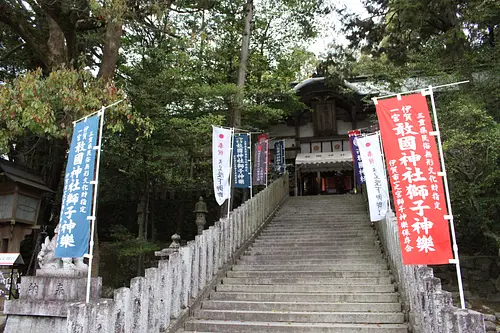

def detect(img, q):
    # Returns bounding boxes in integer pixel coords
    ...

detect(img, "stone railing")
[65,174,289,333]
[376,210,486,333]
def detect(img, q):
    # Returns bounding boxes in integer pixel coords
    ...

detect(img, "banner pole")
[427,86,466,309]
[85,107,105,303]
[374,81,469,101]
[227,128,235,218]
[248,133,253,199]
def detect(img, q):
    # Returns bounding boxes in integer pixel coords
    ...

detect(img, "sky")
[308,0,367,57]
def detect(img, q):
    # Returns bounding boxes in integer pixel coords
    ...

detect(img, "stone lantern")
[0,160,53,253]
[194,196,208,235]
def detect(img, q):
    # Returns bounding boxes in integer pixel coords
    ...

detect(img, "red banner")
[376,93,453,265]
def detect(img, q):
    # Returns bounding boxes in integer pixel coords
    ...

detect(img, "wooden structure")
[269,76,378,195]
[0,159,53,252]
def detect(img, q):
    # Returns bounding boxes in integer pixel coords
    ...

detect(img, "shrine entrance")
[295,152,354,196]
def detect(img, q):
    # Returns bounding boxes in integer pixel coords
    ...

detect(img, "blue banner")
[349,135,365,185]
[274,140,285,174]
[55,114,100,258]
[233,134,251,188]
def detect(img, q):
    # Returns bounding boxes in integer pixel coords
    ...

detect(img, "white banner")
[357,133,390,221]
[212,126,233,206]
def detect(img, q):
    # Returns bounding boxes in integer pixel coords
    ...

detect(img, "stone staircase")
[179,195,408,332]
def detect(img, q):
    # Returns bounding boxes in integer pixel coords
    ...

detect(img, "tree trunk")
[233,0,254,128]
[224,0,254,218]
[98,20,123,81]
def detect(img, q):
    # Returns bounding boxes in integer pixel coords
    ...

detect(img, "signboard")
[212,126,233,205]
[233,134,251,188]
[348,130,365,184]
[357,133,389,221]
[376,93,453,265]
[0,253,24,266]
[55,114,100,258]
[274,140,285,174]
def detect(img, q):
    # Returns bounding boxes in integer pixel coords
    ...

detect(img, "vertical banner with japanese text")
[253,140,268,186]
[357,133,389,221]
[233,134,251,188]
[274,140,285,174]
[55,114,100,258]
[212,126,233,205]
[376,93,453,265]
[348,130,365,184]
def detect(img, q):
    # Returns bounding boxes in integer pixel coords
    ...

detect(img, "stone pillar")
[130,277,149,332]
[190,238,200,298]
[145,267,159,333]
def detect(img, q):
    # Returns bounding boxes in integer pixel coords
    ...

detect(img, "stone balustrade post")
[213,222,221,270]
[191,237,200,298]
[169,252,182,319]
[145,268,160,333]
[199,233,207,291]
[130,277,149,332]
[111,287,132,333]
[180,244,193,308]
[206,227,214,280]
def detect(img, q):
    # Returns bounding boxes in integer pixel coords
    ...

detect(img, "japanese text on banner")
[233,134,251,188]
[55,114,100,258]
[357,133,389,221]
[253,141,267,186]
[376,93,453,265]
[274,140,285,174]
[212,126,233,205]
[348,130,365,185]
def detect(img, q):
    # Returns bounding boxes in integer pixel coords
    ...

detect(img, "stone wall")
[375,210,486,333]
[3,175,289,333]
[432,256,500,301]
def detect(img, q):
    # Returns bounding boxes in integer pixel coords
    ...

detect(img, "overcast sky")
[308,0,367,57]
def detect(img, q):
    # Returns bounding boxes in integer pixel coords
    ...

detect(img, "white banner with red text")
[212,126,233,206]
[357,133,390,221]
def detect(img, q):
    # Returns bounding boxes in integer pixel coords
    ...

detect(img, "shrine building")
[269,76,380,196]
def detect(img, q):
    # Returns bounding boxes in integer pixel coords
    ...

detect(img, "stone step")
[184,320,408,332]
[259,232,377,241]
[216,284,395,293]
[251,241,378,247]
[194,309,405,324]
[201,300,402,312]
[221,276,392,285]
[226,270,391,279]
[259,229,375,238]
[209,291,400,303]
[236,258,387,266]
[239,254,383,261]
[232,264,388,272]
[263,227,372,232]
[245,249,382,256]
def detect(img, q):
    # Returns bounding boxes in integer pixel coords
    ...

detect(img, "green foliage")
[0,69,134,153]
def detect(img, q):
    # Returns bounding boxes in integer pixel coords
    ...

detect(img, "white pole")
[427,85,466,309]
[248,133,253,199]
[85,107,105,303]
[227,128,235,218]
